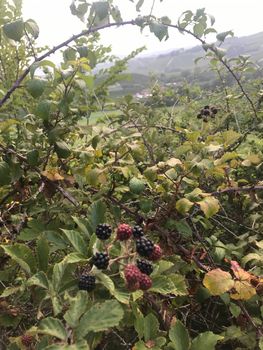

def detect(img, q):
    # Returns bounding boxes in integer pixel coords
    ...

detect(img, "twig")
[0,21,135,108]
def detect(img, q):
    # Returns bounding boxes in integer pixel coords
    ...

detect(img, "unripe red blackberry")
[149,244,162,261]
[136,237,154,257]
[117,223,132,241]
[95,223,112,240]
[126,280,140,292]
[78,275,96,292]
[132,225,144,239]
[124,264,141,284]
[21,334,33,347]
[139,273,152,290]
[92,252,109,270]
[137,259,153,275]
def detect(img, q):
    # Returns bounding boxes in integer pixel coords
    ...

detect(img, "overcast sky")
[22,0,263,56]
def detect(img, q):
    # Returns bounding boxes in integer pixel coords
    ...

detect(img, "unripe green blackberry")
[78,275,96,292]
[137,259,153,275]
[95,223,112,240]
[132,225,144,239]
[92,252,109,270]
[136,237,154,257]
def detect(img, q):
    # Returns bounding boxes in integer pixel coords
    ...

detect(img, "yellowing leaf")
[203,269,234,295]
[166,158,182,167]
[41,170,64,181]
[230,260,251,281]
[176,198,194,215]
[198,196,219,218]
[230,280,256,300]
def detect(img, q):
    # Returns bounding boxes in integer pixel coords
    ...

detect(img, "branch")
[211,185,263,196]
[0,20,135,108]
[165,23,258,120]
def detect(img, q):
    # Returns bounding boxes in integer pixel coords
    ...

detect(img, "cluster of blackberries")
[124,264,152,291]
[136,237,162,261]
[197,105,218,122]
[78,222,163,293]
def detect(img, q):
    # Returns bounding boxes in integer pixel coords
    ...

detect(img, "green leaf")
[216,30,234,42]
[76,300,124,337]
[54,141,71,159]
[46,342,89,350]
[175,221,192,238]
[149,21,168,41]
[27,271,49,290]
[169,320,190,350]
[52,253,87,292]
[37,236,49,272]
[92,1,109,20]
[136,0,144,11]
[26,79,46,98]
[198,196,219,218]
[176,198,194,215]
[89,200,106,228]
[191,332,223,350]
[0,162,11,185]
[61,229,87,256]
[96,272,115,293]
[129,177,145,194]
[150,276,175,294]
[1,244,36,275]
[38,317,67,341]
[25,19,39,38]
[35,100,51,121]
[64,291,89,328]
[27,149,39,166]
[144,313,159,341]
[3,20,24,41]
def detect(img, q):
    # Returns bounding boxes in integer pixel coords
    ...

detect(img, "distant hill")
[110,32,263,96]
[127,32,263,76]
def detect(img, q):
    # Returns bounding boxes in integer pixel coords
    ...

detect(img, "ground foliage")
[0,0,262,349]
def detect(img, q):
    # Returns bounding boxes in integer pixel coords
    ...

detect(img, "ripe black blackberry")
[78,275,96,292]
[137,259,153,275]
[95,223,112,240]
[132,225,144,239]
[136,237,154,258]
[203,109,210,116]
[92,252,109,270]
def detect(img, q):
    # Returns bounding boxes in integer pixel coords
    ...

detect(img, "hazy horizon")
[22,0,263,57]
